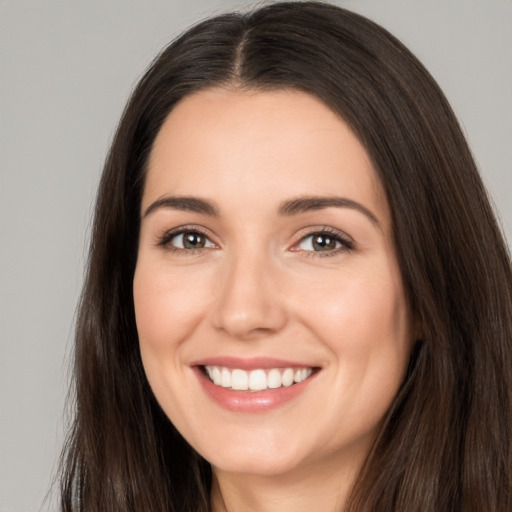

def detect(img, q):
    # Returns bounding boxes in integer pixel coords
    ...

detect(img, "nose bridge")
[213,245,287,339]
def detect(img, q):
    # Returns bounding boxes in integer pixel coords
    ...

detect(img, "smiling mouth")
[201,365,316,392]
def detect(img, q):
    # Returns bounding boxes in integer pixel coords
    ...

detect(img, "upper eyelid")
[161,224,214,235]
[290,226,355,253]
[154,224,353,249]
[291,225,354,244]
[156,225,217,247]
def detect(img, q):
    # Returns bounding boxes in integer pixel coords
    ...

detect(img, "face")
[133,88,413,479]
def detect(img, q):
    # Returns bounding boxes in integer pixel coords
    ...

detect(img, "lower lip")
[194,367,317,413]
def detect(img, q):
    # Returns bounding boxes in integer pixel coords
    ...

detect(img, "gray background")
[1,1,510,510]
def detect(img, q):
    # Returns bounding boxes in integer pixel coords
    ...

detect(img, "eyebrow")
[143,194,379,227]
[143,196,219,218]
[279,196,380,226]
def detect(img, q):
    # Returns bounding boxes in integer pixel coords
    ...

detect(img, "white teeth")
[267,368,282,389]
[204,366,314,391]
[231,369,248,390]
[212,367,221,386]
[221,368,231,388]
[249,369,267,391]
[282,368,294,387]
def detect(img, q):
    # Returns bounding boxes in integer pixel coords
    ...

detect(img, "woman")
[59,2,512,511]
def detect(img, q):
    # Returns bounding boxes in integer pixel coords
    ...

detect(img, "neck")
[210,451,363,512]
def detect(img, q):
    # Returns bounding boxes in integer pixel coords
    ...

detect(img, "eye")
[161,229,216,251]
[295,230,353,254]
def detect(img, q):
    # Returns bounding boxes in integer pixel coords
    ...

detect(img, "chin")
[208,451,303,477]
[193,428,317,478]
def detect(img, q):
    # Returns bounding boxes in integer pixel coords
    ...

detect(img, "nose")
[212,252,288,340]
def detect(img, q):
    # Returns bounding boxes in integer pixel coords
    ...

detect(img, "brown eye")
[183,232,206,249]
[169,231,214,250]
[311,234,338,251]
[299,233,343,252]
[295,229,355,256]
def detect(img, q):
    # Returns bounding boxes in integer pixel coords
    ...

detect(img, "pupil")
[184,232,204,249]
[312,234,335,251]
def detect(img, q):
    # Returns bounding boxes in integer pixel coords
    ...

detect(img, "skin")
[133,88,413,512]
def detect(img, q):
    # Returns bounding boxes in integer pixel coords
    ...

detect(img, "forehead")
[144,87,389,224]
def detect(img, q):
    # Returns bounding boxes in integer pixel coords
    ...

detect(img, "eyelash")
[156,225,353,257]
[156,225,214,255]
[292,226,354,258]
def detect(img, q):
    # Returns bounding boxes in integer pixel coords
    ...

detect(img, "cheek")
[304,266,405,325]
[295,263,411,381]
[301,269,410,432]
[132,259,216,428]
[133,260,212,356]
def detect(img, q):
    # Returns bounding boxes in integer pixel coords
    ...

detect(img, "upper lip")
[190,356,318,371]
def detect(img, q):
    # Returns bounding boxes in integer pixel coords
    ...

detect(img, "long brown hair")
[60,2,512,511]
